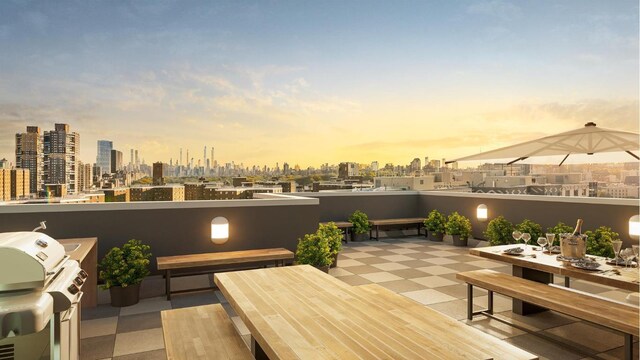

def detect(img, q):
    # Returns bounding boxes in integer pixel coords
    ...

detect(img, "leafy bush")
[424,209,446,235]
[295,233,333,267]
[99,239,151,289]
[348,210,371,235]
[585,226,619,258]
[547,222,574,237]
[317,222,343,255]
[484,216,514,246]
[516,219,543,241]
[445,212,472,239]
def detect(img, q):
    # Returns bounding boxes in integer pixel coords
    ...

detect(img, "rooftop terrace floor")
[80,236,636,360]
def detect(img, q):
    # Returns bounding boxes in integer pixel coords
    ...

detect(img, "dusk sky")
[0,0,637,167]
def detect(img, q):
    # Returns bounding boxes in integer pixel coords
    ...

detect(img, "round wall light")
[211,217,229,245]
[476,204,488,222]
[629,215,640,240]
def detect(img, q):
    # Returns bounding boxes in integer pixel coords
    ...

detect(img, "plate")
[503,247,524,256]
[605,258,627,266]
[571,261,601,271]
[547,246,561,254]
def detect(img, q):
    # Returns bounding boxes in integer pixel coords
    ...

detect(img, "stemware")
[537,237,547,253]
[521,233,531,249]
[512,231,522,245]
[545,233,556,249]
[612,240,623,261]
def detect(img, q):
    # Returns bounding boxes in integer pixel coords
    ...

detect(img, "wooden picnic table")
[469,245,640,314]
[214,265,537,360]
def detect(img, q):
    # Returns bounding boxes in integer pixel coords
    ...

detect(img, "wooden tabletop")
[469,245,640,292]
[368,217,425,225]
[214,265,537,360]
[157,248,294,270]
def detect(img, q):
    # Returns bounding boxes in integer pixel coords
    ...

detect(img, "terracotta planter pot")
[352,233,369,242]
[451,234,468,247]
[330,253,339,268]
[427,232,444,242]
[109,283,141,307]
[315,265,330,273]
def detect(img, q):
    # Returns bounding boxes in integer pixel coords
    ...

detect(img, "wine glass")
[521,233,531,250]
[512,230,522,246]
[612,240,623,263]
[545,233,556,251]
[537,237,547,253]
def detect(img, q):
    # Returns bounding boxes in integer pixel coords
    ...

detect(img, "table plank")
[469,245,640,292]
[215,265,537,360]
[157,248,293,270]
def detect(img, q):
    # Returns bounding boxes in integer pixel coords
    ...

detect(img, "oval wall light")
[476,204,488,222]
[629,215,640,240]
[211,217,229,245]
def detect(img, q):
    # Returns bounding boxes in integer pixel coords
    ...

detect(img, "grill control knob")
[78,269,88,279]
[67,284,79,295]
[35,239,48,248]
[74,277,84,286]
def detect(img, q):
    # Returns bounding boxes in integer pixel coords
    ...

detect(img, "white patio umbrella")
[446,122,639,166]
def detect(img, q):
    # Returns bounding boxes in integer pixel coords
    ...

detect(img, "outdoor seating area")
[79,235,639,360]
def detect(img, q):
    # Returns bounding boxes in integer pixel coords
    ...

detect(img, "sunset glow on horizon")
[0,1,637,168]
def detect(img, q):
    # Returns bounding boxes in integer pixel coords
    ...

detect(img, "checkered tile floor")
[81,236,636,360]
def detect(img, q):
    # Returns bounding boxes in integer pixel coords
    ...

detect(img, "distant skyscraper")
[153,162,165,185]
[97,140,113,175]
[44,123,79,194]
[135,150,139,167]
[10,168,29,199]
[410,158,422,175]
[0,169,9,201]
[204,146,207,165]
[111,149,123,173]
[130,149,134,167]
[77,162,92,192]
[16,126,43,194]
[338,162,358,179]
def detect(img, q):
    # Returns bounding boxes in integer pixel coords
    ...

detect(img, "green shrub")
[585,226,619,258]
[484,216,514,246]
[317,222,343,255]
[99,239,151,289]
[516,219,543,241]
[547,222,574,237]
[295,233,333,267]
[445,212,472,239]
[348,210,371,235]
[424,209,446,235]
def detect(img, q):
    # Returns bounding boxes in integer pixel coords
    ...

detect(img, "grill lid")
[0,232,66,291]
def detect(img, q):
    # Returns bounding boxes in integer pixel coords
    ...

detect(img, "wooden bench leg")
[376,226,379,241]
[467,284,473,320]
[252,336,269,360]
[166,270,171,301]
[487,290,494,315]
[624,333,633,360]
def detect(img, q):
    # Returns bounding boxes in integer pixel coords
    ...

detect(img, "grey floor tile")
[81,334,116,360]
[81,316,119,339]
[437,283,486,299]
[170,290,219,309]
[83,304,121,321]
[119,297,172,317]
[428,299,482,320]
[343,265,384,275]
[506,333,583,360]
[464,317,527,340]
[113,349,167,360]
[396,259,432,268]
[542,322,625,353]
[496,310,577,332]
[116,312,162,334]
[355,256,395,265]
[403,252,437,260]
[113,328,165,357]
[387,268,432,279]
[442,262,484,272]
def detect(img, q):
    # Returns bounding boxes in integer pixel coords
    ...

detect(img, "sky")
[0,0,638,168]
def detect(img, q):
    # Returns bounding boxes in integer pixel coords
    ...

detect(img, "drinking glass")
[537,237,547,252]
[545,233,556,249]
[521,233,531,249]
[612,240,623,262]
[512,231,522,245]
[620,248,634,269]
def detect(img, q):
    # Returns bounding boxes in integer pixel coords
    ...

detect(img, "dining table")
[214,264,538,360]
[469,244,640,315]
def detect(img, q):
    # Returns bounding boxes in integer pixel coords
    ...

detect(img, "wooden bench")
[320,221,352,242]
[457,269,640,360]
[368,217,426,240]
[157,248,294,300]
[161,304,252,360]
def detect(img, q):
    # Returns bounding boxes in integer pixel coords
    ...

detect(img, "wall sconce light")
[629,215,640,239]
[211,217,229,245]
[476,204,488,222]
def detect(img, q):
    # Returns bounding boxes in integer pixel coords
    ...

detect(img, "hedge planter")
[109,283,141,307]
[330,252,339,268]
[428,232,444,242]
[352,233,369,242]
[315,265,330,273]
[451,235,468,247]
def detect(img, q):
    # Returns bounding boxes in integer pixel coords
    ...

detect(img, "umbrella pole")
[625,151,639,160]
[558,154,570,166]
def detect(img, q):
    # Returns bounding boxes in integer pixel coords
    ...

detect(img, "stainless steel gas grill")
[0,232,87,360]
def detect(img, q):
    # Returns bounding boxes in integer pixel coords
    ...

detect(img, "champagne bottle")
[571,219,583,236]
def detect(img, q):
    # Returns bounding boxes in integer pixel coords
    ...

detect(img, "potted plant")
[585,226,619,258]
[424,209,446,242]
[445,212,472,247]
[317,222,343,268]
[295,233,333,273]
[484,216,514,246]
[99,239,151,307]
[348,210,371,242]
[515,219,543,242]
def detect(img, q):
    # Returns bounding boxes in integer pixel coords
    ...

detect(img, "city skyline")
[0,1,638,167]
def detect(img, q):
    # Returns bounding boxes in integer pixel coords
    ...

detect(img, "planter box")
[330,252,339,268]
[352,233,369,242]
[109,283,141,307]
[451,234,468,247]
[427,232,444,242]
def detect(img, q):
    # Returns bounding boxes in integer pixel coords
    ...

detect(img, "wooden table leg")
[166,270,171,301]
[376,226,379,241]
[512,265,552,315]
[252,336,269,360]
[624,333,633,360]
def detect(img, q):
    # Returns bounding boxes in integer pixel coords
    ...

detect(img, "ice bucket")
[560,233,587,259]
